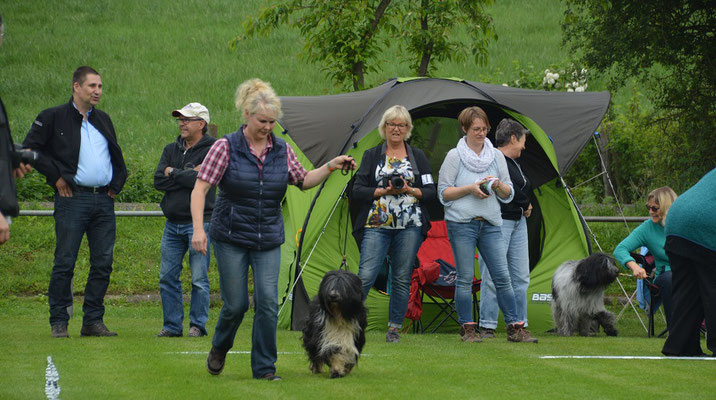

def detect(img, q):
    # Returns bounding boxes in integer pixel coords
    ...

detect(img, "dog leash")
[338,162,354,271]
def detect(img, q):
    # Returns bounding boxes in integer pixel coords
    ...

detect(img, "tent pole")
[288,180,327,329]
[280,186,347,317]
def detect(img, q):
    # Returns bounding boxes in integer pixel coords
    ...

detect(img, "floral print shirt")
[364,156,423,229]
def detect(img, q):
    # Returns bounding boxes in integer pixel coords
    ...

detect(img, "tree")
[237,0,495,90]
[393,0,495,77]
[562,0,716,186]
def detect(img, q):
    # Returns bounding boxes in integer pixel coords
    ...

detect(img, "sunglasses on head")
[646,205,660,212]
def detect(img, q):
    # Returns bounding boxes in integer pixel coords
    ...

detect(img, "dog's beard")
[327,301,342,319]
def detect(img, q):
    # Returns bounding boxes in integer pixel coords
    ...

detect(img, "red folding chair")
[406,221,481,333]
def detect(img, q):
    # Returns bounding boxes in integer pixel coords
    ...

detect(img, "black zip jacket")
[22,97,127,194]
[350,142,437,246]
[0,96,19,217]
[154,134,216,224]
[501,156,532,220]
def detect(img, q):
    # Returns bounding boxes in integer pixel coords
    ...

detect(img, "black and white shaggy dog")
[551,253,620,336]
[302,269,367,378]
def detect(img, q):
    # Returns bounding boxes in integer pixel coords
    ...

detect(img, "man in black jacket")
[23,66,127,338]
[0,13,33,245]
[154,103,216,338]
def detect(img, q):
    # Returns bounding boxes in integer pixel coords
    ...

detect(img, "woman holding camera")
[352,105,436,343]
[438,106,536,343]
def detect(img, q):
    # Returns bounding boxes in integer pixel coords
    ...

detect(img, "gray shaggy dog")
[551,253,619,336]
[302,270,367,378]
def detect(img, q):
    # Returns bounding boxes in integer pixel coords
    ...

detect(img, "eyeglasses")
[177,118,203,124]
[646,205,660,212]
[469,127,489,134]
[385,122,408,129]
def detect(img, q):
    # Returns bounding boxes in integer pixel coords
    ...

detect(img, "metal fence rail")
[17,209,647,222]
[19,210,164,217]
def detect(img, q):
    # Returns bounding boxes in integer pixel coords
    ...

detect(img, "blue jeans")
[211,239,280,378]
[478,217,530,329]
[358,227,423,328]
[49,192,115,326]
[446,220,519,325]
[159,221,211,335]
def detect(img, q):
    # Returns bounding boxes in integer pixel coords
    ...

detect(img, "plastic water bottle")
[45,356,61,400]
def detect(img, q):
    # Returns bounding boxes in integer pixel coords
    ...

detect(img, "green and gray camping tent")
[272,77,610,333]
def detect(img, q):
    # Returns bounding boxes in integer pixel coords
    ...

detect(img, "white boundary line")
[169,351,373,356]
[541,355,715,361]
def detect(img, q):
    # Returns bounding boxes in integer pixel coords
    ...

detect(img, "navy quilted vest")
[209,129,288,250]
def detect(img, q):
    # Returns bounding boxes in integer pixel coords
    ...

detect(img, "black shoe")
[80,322,118,337]
[156,329,182,337]
[207,347,227,375]
[51,325,69,338]
[258,373,282,381]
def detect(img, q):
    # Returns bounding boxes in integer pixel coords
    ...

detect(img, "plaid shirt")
[198,131,308,186]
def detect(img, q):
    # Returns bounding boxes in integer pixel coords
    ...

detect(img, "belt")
[75,185,110,194]
[474,216,485,221]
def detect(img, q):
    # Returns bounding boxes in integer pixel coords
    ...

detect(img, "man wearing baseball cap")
[154,102,216,337]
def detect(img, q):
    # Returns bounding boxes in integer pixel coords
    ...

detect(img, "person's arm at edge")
[190,178,212,255]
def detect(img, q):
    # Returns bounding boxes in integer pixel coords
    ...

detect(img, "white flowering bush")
[542,65,588,92]
[500,62,588,93]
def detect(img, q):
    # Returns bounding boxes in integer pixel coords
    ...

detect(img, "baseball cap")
[172,102,210,124]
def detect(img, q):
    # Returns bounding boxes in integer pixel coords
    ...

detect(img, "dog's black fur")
[302,270,367,378]
[551,252,620,336]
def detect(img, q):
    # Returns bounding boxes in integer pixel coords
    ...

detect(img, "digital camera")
[383,172,404,189]
[479,178,498,196]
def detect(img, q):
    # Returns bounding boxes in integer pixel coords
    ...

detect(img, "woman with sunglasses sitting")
[614,186,678,331]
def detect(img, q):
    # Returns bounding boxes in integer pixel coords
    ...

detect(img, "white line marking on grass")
[541,355,715,361]
[169,351,372,356]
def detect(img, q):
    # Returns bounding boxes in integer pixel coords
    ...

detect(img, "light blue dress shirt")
[73,106,113,187]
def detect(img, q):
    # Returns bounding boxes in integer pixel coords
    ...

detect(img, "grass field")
[4,3,703,397]
[1,298,713,399]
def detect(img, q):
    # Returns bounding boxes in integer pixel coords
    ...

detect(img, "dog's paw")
[309,362,323,374]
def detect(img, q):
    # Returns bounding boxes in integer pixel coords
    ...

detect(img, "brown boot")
[460,323,482,343]
[507,322,538,343]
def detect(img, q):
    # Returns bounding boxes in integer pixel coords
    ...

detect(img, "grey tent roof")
[278,77,610,175]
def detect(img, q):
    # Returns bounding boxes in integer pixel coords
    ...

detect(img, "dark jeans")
[49,192,116,327]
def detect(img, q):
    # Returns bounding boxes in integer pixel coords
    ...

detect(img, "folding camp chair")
[629,251,669,338]
[406,221,481,334]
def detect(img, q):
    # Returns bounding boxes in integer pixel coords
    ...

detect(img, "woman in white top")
[438,106,536,344]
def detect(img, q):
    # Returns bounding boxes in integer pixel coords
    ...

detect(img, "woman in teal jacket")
[614,186,677,331]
